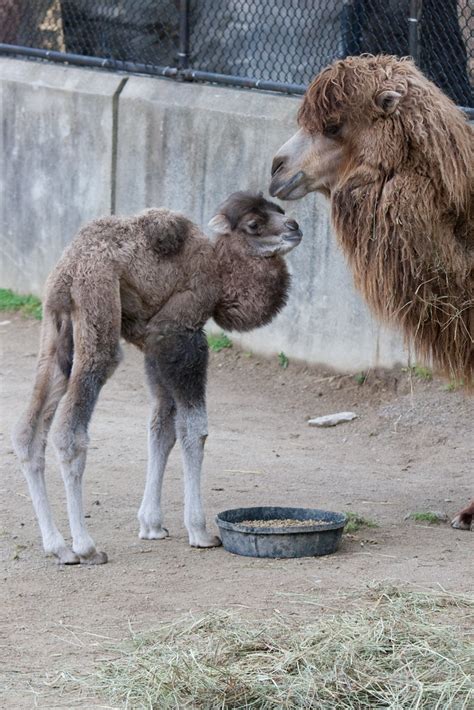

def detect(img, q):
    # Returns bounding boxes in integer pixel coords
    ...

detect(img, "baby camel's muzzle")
[282,233,302,254]
[282,219,302,245]
[283,231,302,245]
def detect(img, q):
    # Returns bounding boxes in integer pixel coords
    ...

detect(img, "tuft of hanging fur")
[212,234,290,332]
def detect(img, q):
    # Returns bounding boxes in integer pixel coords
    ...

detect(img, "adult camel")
[269,54,473,530]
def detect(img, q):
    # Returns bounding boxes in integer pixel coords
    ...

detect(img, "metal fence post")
[408,0,422,64]
[178,0,190,72]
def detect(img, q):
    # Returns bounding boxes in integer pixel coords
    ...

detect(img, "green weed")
[207,332,232,352]
[0,288,42,320]
[344,512,378,534]
[444,379,463,392]
[402,365,432,381]
[409,512,444,524]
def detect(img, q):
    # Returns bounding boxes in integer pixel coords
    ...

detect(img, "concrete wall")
[0,59,126,294]
[0,57,407,370]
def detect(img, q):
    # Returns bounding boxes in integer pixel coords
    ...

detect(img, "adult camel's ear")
[208,213,231,234]
[374,90,403,115]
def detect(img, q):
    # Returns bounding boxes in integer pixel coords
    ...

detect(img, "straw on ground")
[57,585,473,709]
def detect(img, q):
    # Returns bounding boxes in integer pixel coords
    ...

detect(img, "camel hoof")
[55,548,80,565]
[79,550,108,565]
[139,526,169,540]
[190,534,222,548]
[451,515,473,531]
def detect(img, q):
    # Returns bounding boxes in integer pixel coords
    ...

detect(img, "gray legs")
[55,430,103,563]
[15,314,219,566]
[13,310,121,565]
[139,329,221,547]
[13,356,77,564]
[138,387,176,539]
[52,369,112,564]
[176,404,220,547]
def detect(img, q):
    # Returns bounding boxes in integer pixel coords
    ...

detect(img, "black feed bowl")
[216,506,347,558]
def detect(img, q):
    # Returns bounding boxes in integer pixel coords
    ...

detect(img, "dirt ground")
[0,315,472,708]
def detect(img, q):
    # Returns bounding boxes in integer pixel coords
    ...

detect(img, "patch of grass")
[354,372,367,385]
[0,288,42,320]
[207,332,232,352]
[444,379,464,392]
[278,351,289,369]
[413,365,433,381]
[60,586,474,709]
[344,511,378,534]
[409,511,444,524]
[402,364,433,381]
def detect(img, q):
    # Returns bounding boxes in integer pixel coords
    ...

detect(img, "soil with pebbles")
[0,315,472,707]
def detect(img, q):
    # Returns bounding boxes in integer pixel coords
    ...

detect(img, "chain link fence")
[0,0,472,108]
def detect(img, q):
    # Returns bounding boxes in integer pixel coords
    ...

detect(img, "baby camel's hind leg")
[13,314,77,564]
[52,307,122,564]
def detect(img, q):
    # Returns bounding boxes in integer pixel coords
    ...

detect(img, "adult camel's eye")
[323,123,342,137]
[247,220,259,232]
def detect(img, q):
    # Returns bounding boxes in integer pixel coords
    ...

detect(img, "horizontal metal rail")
[179,67,306,94]
[0,43,472,115]
[0,44,306,95]
[0,44,179,78]
[460,105,474,119]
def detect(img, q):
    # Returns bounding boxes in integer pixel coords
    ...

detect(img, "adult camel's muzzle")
[269,130,312,200]
[269,161,306,200]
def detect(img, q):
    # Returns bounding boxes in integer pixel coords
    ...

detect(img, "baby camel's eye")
[247,220,259,232]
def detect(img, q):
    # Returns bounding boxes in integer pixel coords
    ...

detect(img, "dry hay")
[57,585,473,709]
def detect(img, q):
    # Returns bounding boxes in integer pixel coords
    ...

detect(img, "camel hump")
[137,208,193,257]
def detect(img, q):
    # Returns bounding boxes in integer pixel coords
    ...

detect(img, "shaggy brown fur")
[298,55,473,383]
[211,192,293,331]
[13,192,301,564]
[45,193,296,350]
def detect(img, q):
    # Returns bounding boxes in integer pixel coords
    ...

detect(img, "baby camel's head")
[208,191,302,257]
[208,192,301,332]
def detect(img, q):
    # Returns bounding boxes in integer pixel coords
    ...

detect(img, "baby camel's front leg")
[138,358,176,540]
[175,401,220,547]
[144,324,220,548]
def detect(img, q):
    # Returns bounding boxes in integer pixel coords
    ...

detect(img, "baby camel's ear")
[208,213,231,234]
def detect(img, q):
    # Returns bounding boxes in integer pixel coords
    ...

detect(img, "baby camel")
[13,192,302,564]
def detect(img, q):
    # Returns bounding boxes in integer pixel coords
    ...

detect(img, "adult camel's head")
[269,54,470,208]
[269,55,412,200]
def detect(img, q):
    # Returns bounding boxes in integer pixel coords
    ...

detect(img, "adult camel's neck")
[212,236,290,332]
[331,170,473,383]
